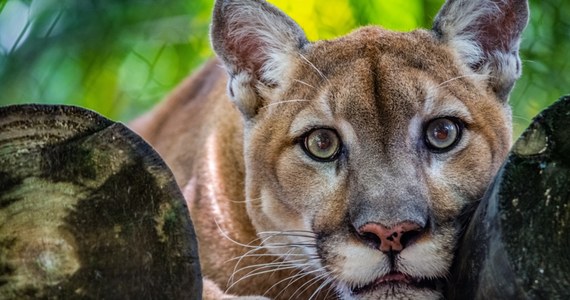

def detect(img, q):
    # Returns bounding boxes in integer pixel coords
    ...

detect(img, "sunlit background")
[0,0,568,138]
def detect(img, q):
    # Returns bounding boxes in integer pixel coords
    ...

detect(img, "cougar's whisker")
[437,73,490,87]
[294,79,316,89]
[298,53,329,83]
[225,264,304,293]
[288,268,330,300]
[263,99,311,108]
[308,276,335,300]
[272,267,324,299]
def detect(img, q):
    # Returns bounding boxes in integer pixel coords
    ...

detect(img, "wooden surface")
[448,96,570,299]
[0,105,201,299]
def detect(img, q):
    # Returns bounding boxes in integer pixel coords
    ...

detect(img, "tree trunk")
[448,96,570,299]
[0,105,201,299]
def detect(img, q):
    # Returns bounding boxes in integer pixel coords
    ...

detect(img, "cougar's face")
[243,28,511,299]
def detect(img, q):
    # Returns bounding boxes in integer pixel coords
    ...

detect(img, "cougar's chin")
[336,280,442,300]
[338,272,443,300]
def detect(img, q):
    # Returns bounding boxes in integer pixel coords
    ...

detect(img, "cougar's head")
[211,0,528,298]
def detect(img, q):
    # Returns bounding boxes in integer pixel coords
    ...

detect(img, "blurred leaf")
[348,0,423,30]
[270,0,355,40]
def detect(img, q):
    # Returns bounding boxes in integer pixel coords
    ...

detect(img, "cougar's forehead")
[305,26,467,85]
[308,28,476,102]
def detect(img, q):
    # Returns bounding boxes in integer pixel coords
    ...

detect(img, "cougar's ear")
[433,0,529,101]
[211,0,308,118]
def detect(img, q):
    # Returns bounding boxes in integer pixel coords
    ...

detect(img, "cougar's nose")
[357,221,425,253]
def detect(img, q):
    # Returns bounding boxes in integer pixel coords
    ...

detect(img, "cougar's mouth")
[350,271,439,295]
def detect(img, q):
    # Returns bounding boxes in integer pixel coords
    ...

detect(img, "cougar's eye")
[302,128,341,161]
[425,118,462,151]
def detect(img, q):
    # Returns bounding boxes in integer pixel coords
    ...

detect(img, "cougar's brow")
[423,81,473,123]
[288,93,335,137]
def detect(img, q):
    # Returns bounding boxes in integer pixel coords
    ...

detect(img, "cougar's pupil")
[315,132,331,149]
[434,125,449,140]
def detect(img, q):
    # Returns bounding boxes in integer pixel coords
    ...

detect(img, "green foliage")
[0,0,568,138]
[0,0,213,120]
[511,0,570,137]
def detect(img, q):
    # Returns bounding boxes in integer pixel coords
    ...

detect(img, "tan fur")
[131,0,528,299]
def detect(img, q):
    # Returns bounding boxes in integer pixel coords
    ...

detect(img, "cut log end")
[0,105,201,299]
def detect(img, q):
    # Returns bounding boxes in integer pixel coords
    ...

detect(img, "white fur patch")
[334,244,388,284]
[398,239,450,279]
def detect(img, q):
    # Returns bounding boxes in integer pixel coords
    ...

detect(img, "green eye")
[425,118,462,151]
[303,128,341,161]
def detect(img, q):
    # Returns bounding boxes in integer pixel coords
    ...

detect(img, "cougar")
[130,0,529,298]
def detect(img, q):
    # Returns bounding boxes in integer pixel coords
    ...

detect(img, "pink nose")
[358,221,424,253]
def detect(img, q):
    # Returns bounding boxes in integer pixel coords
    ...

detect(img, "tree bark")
[448,96,570,299]
[0,105,201,299]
